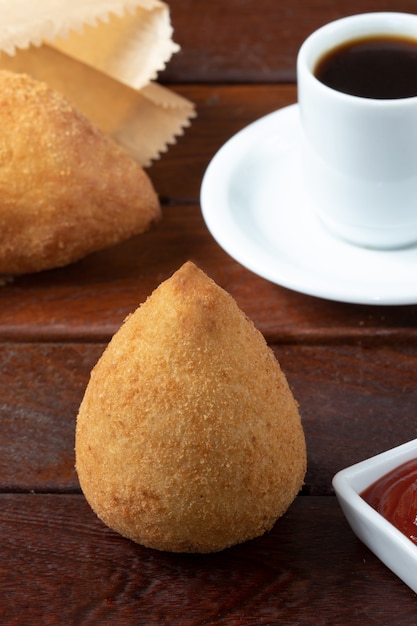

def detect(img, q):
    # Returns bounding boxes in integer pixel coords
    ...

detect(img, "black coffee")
[314,35,417,99]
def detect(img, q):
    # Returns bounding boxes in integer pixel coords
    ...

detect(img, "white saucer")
[200,103,417,306]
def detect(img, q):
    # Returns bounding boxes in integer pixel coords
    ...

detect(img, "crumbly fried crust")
[0,70,160,274]
[76,262,306,552]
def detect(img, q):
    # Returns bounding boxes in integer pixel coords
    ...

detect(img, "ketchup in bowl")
[361,458,417,546]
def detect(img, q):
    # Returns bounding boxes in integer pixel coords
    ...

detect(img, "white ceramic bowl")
[332,438,417,594]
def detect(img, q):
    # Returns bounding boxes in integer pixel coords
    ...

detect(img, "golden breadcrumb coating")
[0,70,160,274]
[76,262,306,552]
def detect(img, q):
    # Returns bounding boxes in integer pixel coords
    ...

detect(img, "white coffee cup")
[297,12,417,249]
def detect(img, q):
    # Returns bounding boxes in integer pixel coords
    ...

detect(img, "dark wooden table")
[2,1,417,623]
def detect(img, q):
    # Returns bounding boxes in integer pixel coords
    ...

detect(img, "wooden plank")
[1,343,416,494]
[3,3,417,621]
[0,200,417,342]
[0,494,415,624]
[162,0,417,83]
[0,85,415,341]
[0,343,99,492]
[150,84,297,200]
[282,343,417,495]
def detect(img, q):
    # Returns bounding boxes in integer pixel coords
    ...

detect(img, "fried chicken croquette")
[0,70,160,275]
[75,262,306,553]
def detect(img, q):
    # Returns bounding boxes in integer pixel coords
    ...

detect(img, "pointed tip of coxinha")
[76,261,306,553]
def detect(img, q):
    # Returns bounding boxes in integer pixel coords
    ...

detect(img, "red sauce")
[361,458,417,546]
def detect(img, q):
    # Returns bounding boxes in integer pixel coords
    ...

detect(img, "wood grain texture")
[1,343,416,496]
[0,85,415,343]
[0,344,100,492]
[1,495,415,625]
[0,200,416,343]
[2,2,417,619]
[161,0,417,83]
[150,85,298,200]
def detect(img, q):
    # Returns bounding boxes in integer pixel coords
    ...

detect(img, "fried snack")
[76,262,306,553]
[0,70,160,275]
